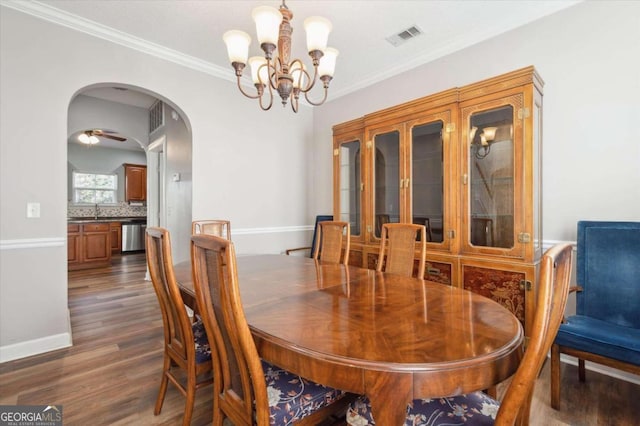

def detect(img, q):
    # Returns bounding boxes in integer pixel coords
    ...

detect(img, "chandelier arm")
[291,93,299,113]
[236,77,261,100]
[299,64,319,93]
[303,86,329,106]
[259,72,275,111]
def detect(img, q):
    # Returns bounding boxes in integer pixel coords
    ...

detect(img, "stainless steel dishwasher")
[122,221,146,252]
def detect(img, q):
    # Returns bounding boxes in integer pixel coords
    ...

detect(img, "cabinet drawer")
[83,223,110,232]
[68,224,80,233]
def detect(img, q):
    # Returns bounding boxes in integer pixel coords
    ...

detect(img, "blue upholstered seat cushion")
[555,315,640,365]
[262,360,346,426]
[346,393,498,426]
[192,319,212,364]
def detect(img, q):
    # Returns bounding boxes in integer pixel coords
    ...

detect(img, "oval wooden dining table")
[174,254,524,426]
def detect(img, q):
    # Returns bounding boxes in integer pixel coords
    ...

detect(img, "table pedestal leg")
[365,371,412,425]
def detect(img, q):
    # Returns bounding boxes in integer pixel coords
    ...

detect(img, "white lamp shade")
[252,6,282,45]
[318,47,338,78]
[290,63,308,89]
[304,16,332,52]
[483,126,498,141]
[248,56,269,85]
[223,30,251,64]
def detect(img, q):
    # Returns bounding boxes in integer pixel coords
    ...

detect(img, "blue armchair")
[551,221,640,409]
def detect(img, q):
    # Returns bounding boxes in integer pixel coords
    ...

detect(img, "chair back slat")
[377,223,426,278]
[146,228,192,361]
[191,235,267,425]
[313,221,351,265]
[495,243,573,425]
[577,221,640,328]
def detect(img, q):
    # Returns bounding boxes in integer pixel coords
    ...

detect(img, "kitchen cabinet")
[124,163,147,202]
[332,66,543,335]
[68,222,111,270]
[67,224,81,266]
[110,222,122,254]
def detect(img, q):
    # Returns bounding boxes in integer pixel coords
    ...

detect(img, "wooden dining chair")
[191,234,353,426]
[146,227,213,426]
[346,243,573,426]
[313,220,351,265]
[377,223,426,278]
[192,219,231,240]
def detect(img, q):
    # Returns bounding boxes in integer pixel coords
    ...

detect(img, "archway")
[67,82,193,274]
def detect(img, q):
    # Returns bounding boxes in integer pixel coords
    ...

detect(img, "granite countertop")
[67,217,147,224]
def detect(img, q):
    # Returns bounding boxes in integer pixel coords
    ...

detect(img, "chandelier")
[223,0,338,113]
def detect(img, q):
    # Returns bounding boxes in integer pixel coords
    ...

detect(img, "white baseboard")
[0,332,72,363]
[0,308,73,363]
[559,354,640,385]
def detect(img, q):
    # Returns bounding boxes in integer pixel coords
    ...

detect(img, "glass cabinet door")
[410,120,444,244]
[337,139,361,237]
[462,93,525,258]
[371,128,401,239]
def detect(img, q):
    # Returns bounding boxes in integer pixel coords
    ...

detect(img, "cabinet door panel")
[125,164,147,202]
[461,93,526,258]
[462,264,526,326]
[336,140,362,238]
[68,233,81,263]
[110,223,122,254]
[370,127,401,239]
[83,232,110,262]
[410,120,444,242]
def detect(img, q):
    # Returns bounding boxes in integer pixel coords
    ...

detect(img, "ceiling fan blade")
[102,134,127,142]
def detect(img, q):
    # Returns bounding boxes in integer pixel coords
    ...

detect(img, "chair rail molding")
[0,237,66,250]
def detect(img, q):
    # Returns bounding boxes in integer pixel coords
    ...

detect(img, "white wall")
[157,104,192,263]
[0,7,312,361]
[312,1,640,242]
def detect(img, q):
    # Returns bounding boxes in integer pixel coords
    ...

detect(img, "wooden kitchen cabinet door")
[124,164,146,202]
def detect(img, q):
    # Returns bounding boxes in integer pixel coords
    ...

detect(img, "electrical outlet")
[27,202,40,218]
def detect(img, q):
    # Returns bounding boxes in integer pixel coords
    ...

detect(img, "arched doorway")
[67,83,193,274]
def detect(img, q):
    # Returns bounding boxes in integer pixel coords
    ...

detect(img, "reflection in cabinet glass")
[374,131,400,238]
[469,105,514,249]
[411,121,444,243]
[339,140,361,236]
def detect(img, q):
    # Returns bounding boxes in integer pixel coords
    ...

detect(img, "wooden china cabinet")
[332,66,544,335]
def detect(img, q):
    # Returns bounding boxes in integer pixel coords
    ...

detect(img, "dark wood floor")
[0,253,638,425]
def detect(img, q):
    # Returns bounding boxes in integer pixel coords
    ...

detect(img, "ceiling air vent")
[386,25,423,47]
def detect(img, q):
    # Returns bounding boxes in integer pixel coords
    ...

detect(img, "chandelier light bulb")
[223,30,251,65]
[303,16,332,52]
[252,6,282,46]
[248,56,269,85]
[318,47,338,78]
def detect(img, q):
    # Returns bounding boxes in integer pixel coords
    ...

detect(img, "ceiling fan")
[78,129,127,145]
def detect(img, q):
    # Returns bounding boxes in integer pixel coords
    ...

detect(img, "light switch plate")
[27,202,40,218]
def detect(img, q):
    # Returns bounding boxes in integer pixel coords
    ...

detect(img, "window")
[73,171,117,204]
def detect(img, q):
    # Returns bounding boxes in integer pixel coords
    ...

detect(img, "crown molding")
[0,0,236,84]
